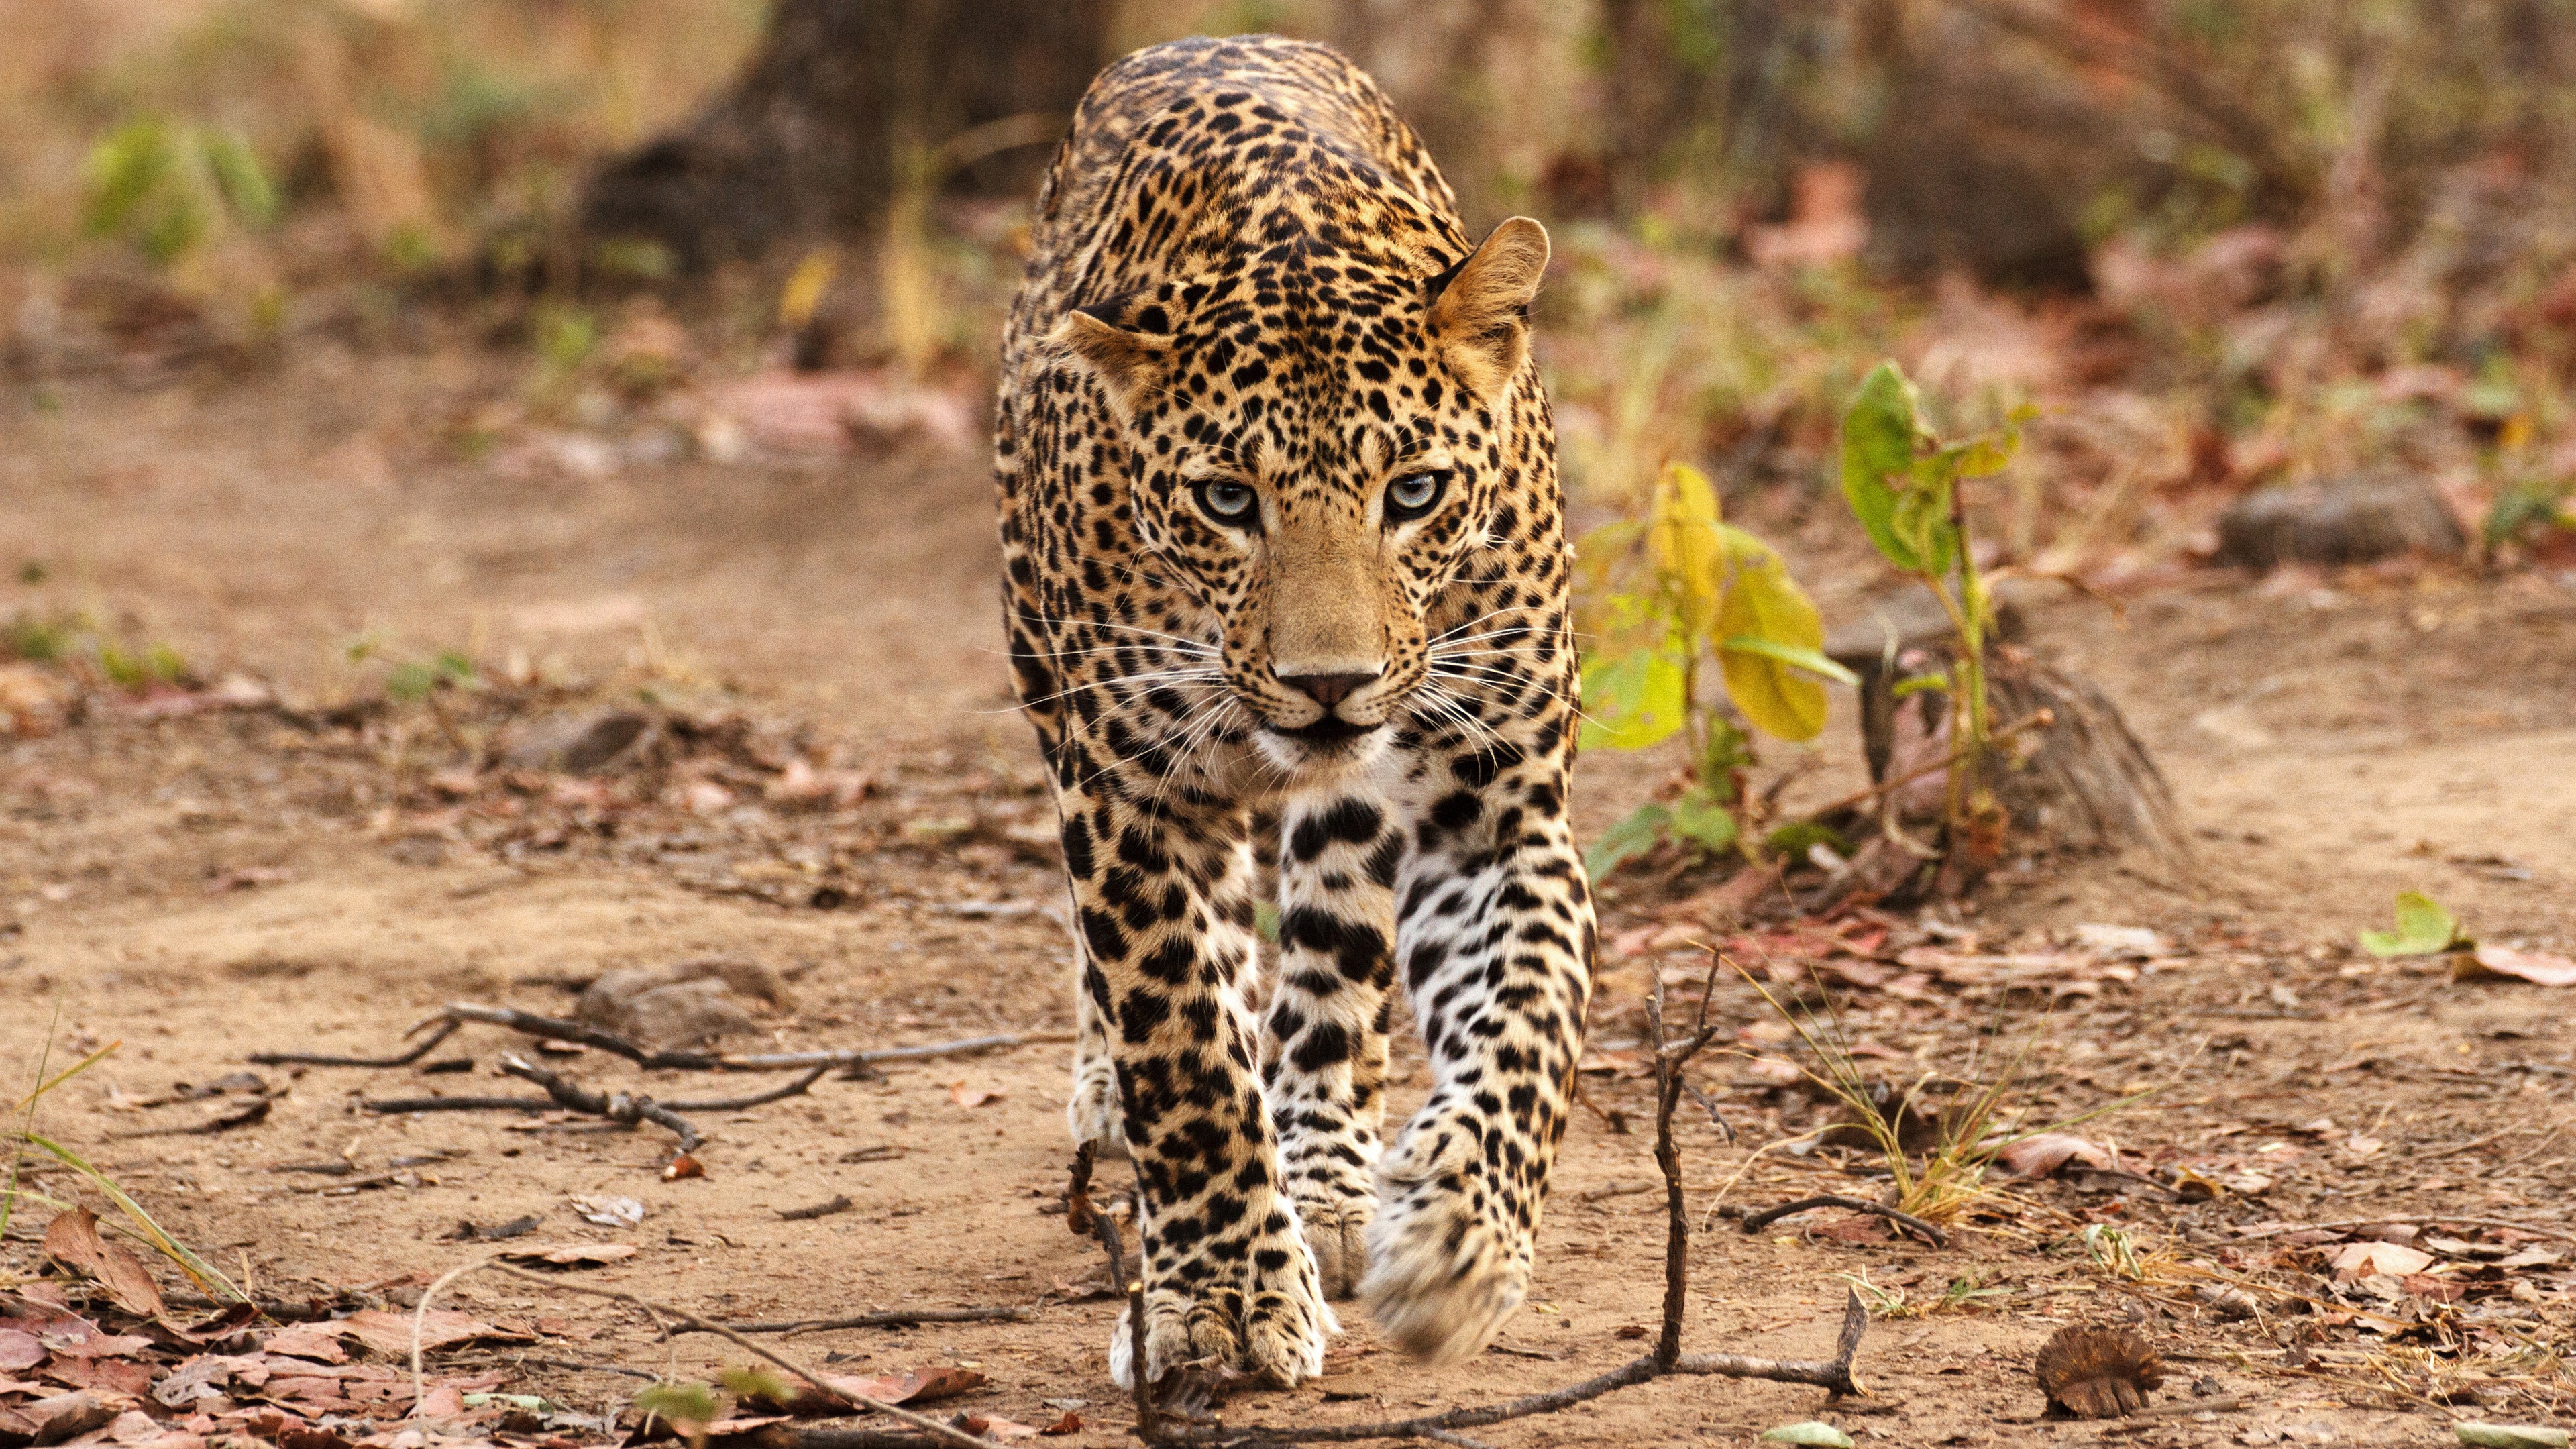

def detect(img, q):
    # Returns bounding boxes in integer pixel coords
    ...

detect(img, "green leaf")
[1887,470,1957,577]
[1715,559,1832,741]
[385,662,437,701]
[1892,670,1950,697]
[203,130,277,227]
[1764,820,1851,860]
[1668,787,1738,854]
[716,1366,794,1405]
[1717,635,1861,686]
[2359,890,2465,958]
[635,1382,722,1428]
[1578,647,1687,752]
[1584,802,1670,882]
[1839,362,1928,571]
[1760,1424,1855,1448]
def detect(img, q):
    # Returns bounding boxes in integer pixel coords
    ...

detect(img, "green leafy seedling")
[635,1381,722,1430]
[2359,890,2466,958]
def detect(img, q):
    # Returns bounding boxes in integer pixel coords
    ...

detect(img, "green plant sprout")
[83,118,277,267]
[1837,361,2032,863]
[1576,462,1857,880]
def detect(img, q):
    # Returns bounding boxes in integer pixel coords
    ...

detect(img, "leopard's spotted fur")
[994,34,1594,1387]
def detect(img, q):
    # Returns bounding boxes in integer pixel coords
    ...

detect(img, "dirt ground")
[4,344,2574,1448]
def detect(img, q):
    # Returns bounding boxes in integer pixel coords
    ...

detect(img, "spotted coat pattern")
[993,35,1595,1387]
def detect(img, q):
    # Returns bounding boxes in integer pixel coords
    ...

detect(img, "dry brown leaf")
[2455,945,2576,987]
[958,1411,1043,1442]
[0,1390,119,1444]
[947,1081,1006,1108]
[1040,1409,1083,1436]
[2331,1242,2434,1280]
[800,1364,987,1412]
[259,1327,348,1365]
[1995,1133,2116,1178]
[42,1354,155,1398]
[332,1309,529,1358]
[41,1210,166,1319]
[0,1328,42,1373]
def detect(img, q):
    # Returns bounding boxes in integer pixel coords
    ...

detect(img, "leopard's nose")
[1277,669,1379,709]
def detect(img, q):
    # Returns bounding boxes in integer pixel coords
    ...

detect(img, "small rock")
[2216,471,2466,569]
[504,710,652,775]
[577,958,794,1048]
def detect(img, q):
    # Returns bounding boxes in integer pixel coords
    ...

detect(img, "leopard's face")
[1056,222,1550,775]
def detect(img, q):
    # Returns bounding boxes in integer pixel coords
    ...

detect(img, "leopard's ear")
[1428,216,1550,399]
[1051,304,1171,417]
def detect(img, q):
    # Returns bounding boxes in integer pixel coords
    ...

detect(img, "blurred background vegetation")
[6,0,2575,566]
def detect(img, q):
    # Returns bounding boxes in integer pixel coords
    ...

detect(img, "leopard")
[992,34,1595,1391]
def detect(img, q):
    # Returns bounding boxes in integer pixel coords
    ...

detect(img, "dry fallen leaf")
[1040,1409,1083,1436]
[0,1328,42,1373]
[1995,1133,2117,1179]
[40,1210,166,1319]
[792,1364,988,1413]
[2455,945,2576,987]
[332,1308,529,1358]
[948,1081,1006,1108]
[661,1152,706,1181]
[959,1413,1044,1442]
[2331,1241,2435,1280]
[259,1326,349,1365]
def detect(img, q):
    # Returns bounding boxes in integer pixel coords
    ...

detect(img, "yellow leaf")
[1717,558,1831,741]
[1649,463,1726,639]
[777,248,839,329]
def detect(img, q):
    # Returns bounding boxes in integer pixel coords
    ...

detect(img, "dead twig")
[774,1194,855,1222]
[1064,1140,1099,1235]
[1082,1195,1152,1440]
[258,1002,1051,1075]
[1739,1194,1951,1248]
[412,1258,989,1449]
[250,1018,460,1068]
[672,1305,1033,1336]
[364,1053,706,1153]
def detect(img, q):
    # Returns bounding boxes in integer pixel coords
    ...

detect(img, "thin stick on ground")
[1740,1194,1950,1248]
[409,1258,992,1449]
[256,1001,1054,1075]
[366,1053,729,1153]
[668,1305,1032,1336]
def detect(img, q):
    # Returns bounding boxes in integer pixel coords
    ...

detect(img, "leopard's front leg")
[1262,792,1398,1298]
[1362,741,1594,1363]
[1060,792,1330,1390]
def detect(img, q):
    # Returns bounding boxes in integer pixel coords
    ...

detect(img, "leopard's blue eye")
[1196,479,1257,523]
[1386,470,1448,521]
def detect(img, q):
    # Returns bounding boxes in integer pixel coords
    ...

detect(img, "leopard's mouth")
[1265,714,1381,746]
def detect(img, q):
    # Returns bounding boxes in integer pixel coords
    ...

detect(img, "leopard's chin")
[1255,719,1391,780]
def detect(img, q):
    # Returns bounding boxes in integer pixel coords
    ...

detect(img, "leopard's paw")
[1360,1114,1531,1364]
[1108,1275,1328,1391]
[1293,1190,1375,1299]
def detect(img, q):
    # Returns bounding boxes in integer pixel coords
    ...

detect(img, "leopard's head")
[1051,217,1549,774]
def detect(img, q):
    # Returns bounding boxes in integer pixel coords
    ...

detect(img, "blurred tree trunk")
[581,0,1110,269]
